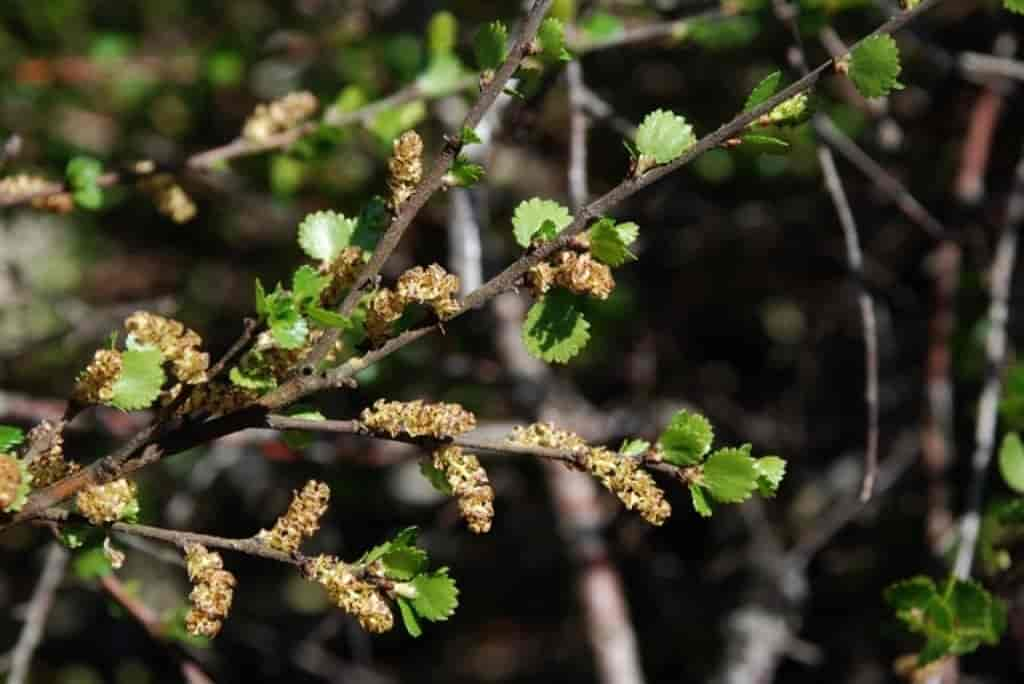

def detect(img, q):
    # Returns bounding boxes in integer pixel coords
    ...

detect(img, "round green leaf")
[512,198,573,248]
[298,211,357,263]
[702,447,758,503]
[635,110,696,166]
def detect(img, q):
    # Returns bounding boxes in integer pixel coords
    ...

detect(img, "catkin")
[509,423,671,525]
[75,478,138,524]
[72,349,123,405]
[257,480,330,553]
[305,555,393,633]
[432,446,495,534]
[361,399,476,439]
[242,91,318,142]
[184,544,236,638]
[387,130,423,210]
[26,420,79,488]
[0,454,24,511]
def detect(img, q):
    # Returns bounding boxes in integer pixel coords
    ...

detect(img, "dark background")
[2,1,1024,682]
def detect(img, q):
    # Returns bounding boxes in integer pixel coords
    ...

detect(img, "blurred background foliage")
[3,0,1024,682]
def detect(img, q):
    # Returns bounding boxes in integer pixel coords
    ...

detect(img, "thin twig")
[566,61,589,212]
[265,414,678,479]
[952,143,1024,579]
[773,0,880,501]
[567,11,721,53]
[812,115,945,238]
[0,78,473,208]
[817,147,881,502]
[8,543,69,684]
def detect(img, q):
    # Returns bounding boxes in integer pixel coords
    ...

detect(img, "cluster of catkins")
[361,399,476,439]
[184,544,236,638]
[387,130,423,211]
[365,264,461,343]
[0,174,73,213]
[137,173,196,224]
[303,555,394,633]
[527,236,615,301]
[72,312,215,409]
[258,480,330,553]
[126,312,209,385]
[431,445,495,534]
[75,478,138,525]
[509,423,671,526]
[242,91,318,142]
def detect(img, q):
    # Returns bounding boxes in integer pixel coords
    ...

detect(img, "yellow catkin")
[305,555,394,633]
[26,420,79,488]
[364,288,407,344]
[509,423,671,525]
[242,91,318,142]
[387,130,423,210]
[184,544,236,639]
[75,478,138,524]
[396,264,461,320]
[125,312,209,385]
[508,422,589,452]
[583,447,671,526]
[138,173,196,223]
[361,399,476,439]
[0,454,22,511]
[320,246,366,306]
[258,480,330,553]
[0,174,73,213]
[552,251,615,300]
[432,446,494,534]
[72,349,123,405]
[528,251,615,300]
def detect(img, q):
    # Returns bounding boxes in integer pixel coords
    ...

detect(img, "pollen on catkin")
[304,555,394,633]
[26,420,79,487]
[396,264,461,320]
[125,312,209,384]
[387,130,423,210]
[72,349,122,405]
[0,174,73,213]
[361,399,477,439]
[184,544,235,639]
[75,478,138,524]
[138,173,197,223]
[257,480,330,553]
[432,446,495,534]
[242,91,319,142]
